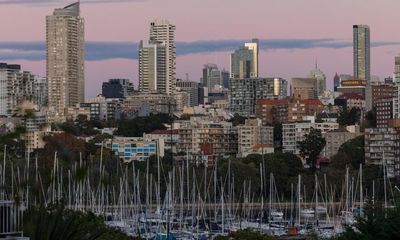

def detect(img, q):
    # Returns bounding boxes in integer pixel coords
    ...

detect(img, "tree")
[315,114,323,123]
[228,113,246,126]
[338,107,361,127]
[273,123,283,151]
[298,128,326,172]
[115,114,172,137]
[89,133,113,145]
[339,135,365,168]
[365,107,377,128]
[23,205,130,240]
[337,200,400,240]
[214,229,277,240]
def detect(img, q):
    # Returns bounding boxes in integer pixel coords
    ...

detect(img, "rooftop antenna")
[315,57,318,69]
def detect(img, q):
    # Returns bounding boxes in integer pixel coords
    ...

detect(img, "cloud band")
[0,39,398,61]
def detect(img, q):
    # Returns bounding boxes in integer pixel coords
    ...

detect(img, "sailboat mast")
[383,151,387,212]
[359,164,363,211]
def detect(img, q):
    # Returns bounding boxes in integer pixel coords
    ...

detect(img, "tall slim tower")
[244,39,259,78]
[46,2,84,115]
[392,56,400,118]
[149,19,176,95]
[309,62,326,95]
[138,40,167,93]
[231,39,258,79]
[353,25,370,81]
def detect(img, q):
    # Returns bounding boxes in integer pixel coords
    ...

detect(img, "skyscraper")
[244,39,259,78]
[230,39,259,79]
[138,40,167,93]
[392,56,400,118]
[230,77,287,116]
[201,63,229,91]
[309,62,326,95]
[0,63,46,117]
[46,2,84,115]
[148,19,176,95]
[353,25,370,81]
[333,73,340,91]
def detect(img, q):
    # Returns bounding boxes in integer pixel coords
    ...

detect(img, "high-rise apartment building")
[201,63,229,91]
[353,25,370,81]
[230,78,287,116]
[138,40,167,93]
[0,63,46,117]
[365,128,400,178]
[393,56,400,118]
[46,2,84,116]
[148,19,176,95]
[230,39,259,79]
[176,79,201,107]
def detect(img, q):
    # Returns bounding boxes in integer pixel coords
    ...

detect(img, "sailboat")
[268,173,284,221]
[314,174,327,214]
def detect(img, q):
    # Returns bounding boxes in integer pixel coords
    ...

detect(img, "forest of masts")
[0,144,396,223]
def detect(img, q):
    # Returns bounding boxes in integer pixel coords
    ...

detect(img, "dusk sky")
[1,0,400,97]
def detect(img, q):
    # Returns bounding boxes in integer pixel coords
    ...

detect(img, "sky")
[1,0,400,97]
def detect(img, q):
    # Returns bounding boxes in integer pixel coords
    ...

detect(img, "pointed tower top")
[54,1,80,16]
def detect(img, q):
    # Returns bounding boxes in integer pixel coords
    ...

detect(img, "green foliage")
[0,126,26,159]
[23,205,130,240]
[89,133,114,144]
[179,114,192,120]
[338,135,365,168]
[115,114,172,137]
[315,114,323,123]
[338,107,361,127]
[298,128,326,172]
[365,107,377,128]
[337,200,400,240]
[214,229,277,240]
[217,152,303,198]
[273,123,282,151]
[228,114,246,126]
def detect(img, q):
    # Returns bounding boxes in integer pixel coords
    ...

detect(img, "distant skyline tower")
[353,25,370,81]
[244,39,259,78]
[333,73,340,91]
[46,1,84,115]
[201,63,229,91]
[309,61,326,95]
[230,39,258,79]
[148,19,176,95]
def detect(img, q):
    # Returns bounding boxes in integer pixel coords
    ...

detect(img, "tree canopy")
[338,107,361,127]
[24,205,130,240]
[115,114,172,137]
[298,128,326,172]
[339,135,365,168]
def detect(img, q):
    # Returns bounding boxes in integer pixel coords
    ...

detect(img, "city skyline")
[1,0,400,97]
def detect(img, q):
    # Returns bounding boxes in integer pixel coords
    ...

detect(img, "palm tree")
[23,205,105,240]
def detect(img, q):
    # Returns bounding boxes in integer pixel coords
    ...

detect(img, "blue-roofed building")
[105,137,165,162]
